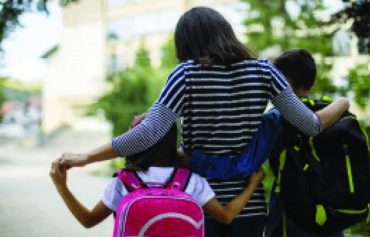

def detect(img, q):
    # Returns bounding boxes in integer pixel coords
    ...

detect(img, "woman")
[57,7,349,236]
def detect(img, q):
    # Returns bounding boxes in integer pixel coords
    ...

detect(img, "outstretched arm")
[59,63,186,169]
[203,169,264,224]
[316,97,349,129]
[267,62,349,135]
[50,160,112,228]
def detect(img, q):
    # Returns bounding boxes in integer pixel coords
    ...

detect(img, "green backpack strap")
[275,149,287,193]
[282,212,287,237]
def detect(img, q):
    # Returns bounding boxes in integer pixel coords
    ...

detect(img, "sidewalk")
[0,129,114,237]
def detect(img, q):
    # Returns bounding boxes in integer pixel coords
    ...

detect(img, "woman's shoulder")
[173,59,273,73]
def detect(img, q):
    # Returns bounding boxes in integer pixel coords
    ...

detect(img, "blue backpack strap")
[117,169,147,192]
[165,168,192,191]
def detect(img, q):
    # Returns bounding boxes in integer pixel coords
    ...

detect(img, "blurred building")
[331,30,370,119]
[42,0,369,133]
[107,0,246,69]
[41,0,245,133]
[42,0,108,133]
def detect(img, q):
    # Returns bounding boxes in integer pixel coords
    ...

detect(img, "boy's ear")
[293,87,311,97]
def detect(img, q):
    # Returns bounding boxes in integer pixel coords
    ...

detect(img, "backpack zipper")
[343,144,354,193]
[275,149,286,193]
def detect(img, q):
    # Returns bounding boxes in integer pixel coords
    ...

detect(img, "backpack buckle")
[171,182,181,190]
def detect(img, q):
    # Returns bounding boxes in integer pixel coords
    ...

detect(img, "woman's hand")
[50,159,68,189]
[59,153,90,169]
[58,143,118,169]
[316,97,350,131]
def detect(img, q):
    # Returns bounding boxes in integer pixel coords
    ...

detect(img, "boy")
[265,49,344,237]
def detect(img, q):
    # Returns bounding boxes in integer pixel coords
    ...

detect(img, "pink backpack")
[113,168,205,237]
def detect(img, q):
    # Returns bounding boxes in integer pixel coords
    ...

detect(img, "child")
[50,115,264,232]
[266,49,345,237]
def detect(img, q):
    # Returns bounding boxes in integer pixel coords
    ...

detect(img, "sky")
[0,0,344,82]
[0,1,62,82]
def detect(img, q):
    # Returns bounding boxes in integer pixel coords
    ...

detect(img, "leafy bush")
[347,63,370,110]
[91,48,166,137]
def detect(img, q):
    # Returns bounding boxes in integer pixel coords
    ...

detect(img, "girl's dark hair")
[175,7,255,65]
[125,123,178,171]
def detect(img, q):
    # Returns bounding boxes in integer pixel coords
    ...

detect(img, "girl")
[58,7,349,236]
[50,117,264,231]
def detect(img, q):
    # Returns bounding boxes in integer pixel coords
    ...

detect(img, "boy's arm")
[50,160,112,228]
[184,111,282,180]
[203,169,264,224]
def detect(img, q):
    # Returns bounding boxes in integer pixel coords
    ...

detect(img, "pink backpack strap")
[117,170,147,192]
[165,168,192,191]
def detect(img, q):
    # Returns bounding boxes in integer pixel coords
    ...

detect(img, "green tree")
[93,48,152,137]
[160,36,178,70]
[333,0,370,53]
[0,0,78,51]
[347,62,370,110]
[0,77,6,122]
[92,47,168,138]
[242,0,337,97]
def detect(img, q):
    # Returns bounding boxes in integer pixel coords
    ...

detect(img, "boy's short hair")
[273,49,316,90]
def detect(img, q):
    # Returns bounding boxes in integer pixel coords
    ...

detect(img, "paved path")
[0,130,115,237]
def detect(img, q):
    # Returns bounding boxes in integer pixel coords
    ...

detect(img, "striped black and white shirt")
[112,59,321,219]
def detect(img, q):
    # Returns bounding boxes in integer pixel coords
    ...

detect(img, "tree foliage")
[333,0,370,54]
[333,0,370,39]
[92,48,166,137]
[243,0,333,55]
[242,0,337,97]
[160,36,178,70]
[347,62,370,110]
[0,77,7,121]
[0,0,78,51]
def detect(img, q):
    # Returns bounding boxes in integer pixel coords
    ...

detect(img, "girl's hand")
[59,153,89,169]
[50,159,68,189]
[249,168,264,186]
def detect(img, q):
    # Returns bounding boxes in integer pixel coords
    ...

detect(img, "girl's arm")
[50,160,112,228]
[203,169,264,224]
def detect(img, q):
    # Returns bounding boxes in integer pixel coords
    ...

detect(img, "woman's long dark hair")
[125,123,178,171]
[175,7,255,65]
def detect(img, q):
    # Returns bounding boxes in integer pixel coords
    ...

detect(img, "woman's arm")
[50,160,112,228]
[59,143,117,168]
[203,169,264,224]
[59,64,186,169]
[316,97,349,129]
[272,87,349,135]
[267,62,349,135]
